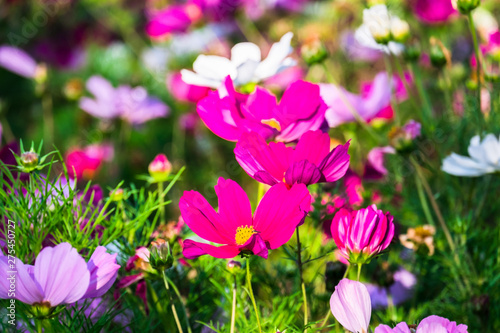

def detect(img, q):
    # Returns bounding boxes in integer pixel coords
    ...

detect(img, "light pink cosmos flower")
[363,146,396,180]
[330,278,371,333]
[79,76,169,125]
[412,0,457,25]
[0,46,39,79]
[331,205,394,264]
[197,76,327,142]
[167,72,210,103]
[320,72,392,128]
[234,130,350,186]
[375,315,468,332]
[0,243,119,307]
[180,178,311,259]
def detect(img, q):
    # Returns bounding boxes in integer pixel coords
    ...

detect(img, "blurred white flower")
[181,32,296,88]
[355,5,405,55]
[442,134,500,177]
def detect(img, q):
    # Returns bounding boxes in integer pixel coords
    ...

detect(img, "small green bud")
[301,38,328,66]
[110,188,125,201]
[227,260,242,274]
[149,239,174,270]
[19,151,39,173]
[453,0,480,15]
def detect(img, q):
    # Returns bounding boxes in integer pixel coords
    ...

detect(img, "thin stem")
[410,62,433,126]
[165,275,193,333]
[321,63,383,143]
[342,264,351,279]
[36,319,43,333]
[230,275,237,333]
[163,270,184,333]
[357,264,363,281]
[384,54,400,126]
[394,57,419,113]
[246,258,262,333]
[296,227,308,330]
[468,11,482,114]
[320,310,330,329]
[158,181,165,224]
[414,172,436,226]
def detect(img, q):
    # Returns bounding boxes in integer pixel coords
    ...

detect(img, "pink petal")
[215,178,253,233]
[292,130,330,165]
[0,256,43,304]
[182,239,240,259]
[330,279,371,333]
[284,160,323,185]
[318,140,351,182]
[197,91,242,141]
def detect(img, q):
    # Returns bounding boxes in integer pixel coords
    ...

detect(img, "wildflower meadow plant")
[1,0,500,332]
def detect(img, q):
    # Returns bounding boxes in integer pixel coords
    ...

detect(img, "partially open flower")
[399,225,436,255]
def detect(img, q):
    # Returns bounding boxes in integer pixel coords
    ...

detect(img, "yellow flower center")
[261,118,282,131]
[235,225,256,245]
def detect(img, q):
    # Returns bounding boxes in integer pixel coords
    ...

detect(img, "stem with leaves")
[163,270,184,333]
[246,258,262,333]
[296,227,308,330]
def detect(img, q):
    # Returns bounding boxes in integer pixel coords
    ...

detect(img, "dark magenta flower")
[146,3,202,38]
[412,0,457,25]
[180,178,311,259]
[235,130,350,186]
[197,77,327,142]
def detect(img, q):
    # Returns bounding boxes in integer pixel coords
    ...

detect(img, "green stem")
[321,63,383,143]
[320,310,330,329]
[296,227,308,330]
[148,282,169,328]
[246,258,262,333]
[158,181,165,224]
[357,264,363,281]
[163,270,184,333]
[230,275,237,333]
[394,58,419,113]
[414,172,436,226]
[468,11,482,115]
[36,319,43,333]
[342,264,351,279]
[384,54,400,126]
[410,62,433,126]
[165,275,193,333]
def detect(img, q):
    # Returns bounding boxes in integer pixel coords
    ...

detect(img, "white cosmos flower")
[355,4,404,55]
[181,32,296,88]
[442,134,500,177]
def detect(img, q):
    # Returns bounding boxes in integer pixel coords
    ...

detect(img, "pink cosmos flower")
[79,76,169,125]
[331,205,394,264]
[330,278,371,333]
[0,243,119,307]
[197,76,326,142]
[146,3,202,38]
[234,130,350,186]
[65,143,114,180]
[167,72,210,103]
[320,72,392,128]
[180,178,311,259]
[365,268,417,309]
[375,315,468,332]
[363,146,396,180]
[0,46,39,79]
[412,0,457,25]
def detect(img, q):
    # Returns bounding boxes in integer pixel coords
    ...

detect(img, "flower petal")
[182,239,240,259]
[215,178,253,234]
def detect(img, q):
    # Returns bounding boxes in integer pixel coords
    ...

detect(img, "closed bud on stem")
[110,188,125,202]
[149,239,174,270]
[429,37,451,69]
[453,0,481,15]
[390,17,410,43]
[301,36,328,66]
[227,260,242,274]
[20,151,39,173]
[403,42,421,62]
[148,154,172,182]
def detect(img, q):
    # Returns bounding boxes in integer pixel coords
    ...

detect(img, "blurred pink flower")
[146,3,202,38]
[235,130,350,186]
[331,205,394,264]
[375,315,468,332]
[65,143,113,180]
[263,66,305,91]
[180,178,311,259]
[148,153,172,182]
[365,268,417,309]
[0,46,38,79]
[167,72,210,103]
[363,146,396,180]
[320,72,392,127]
[79,76,169,125]
[330,278,371,333]
[412,0,457,24]
[197,76,326,142]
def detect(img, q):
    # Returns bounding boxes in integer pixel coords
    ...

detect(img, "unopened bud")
[301,37,328,66]
[63,78,83,100]
[453,0,480,15]
[370,24,391,45]
[390,18,410,43]
[430,37,450,68]
[20,151,39,172]
[227,260,242,274]
[110,188,125,201]
[403,43,421,62]
[149,239,174,270]
[148,154,172,182]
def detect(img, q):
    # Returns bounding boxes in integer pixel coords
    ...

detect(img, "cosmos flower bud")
[403,42,421,62]
[63,78,83,100]
[390,17,410,43]
[19,151,39,172]
[453,0,480,15]
[430,37,451,68]
[110,188,125,202]
[301,36,328,66]
[148,154,172,182]
[149,239,174,270]
[227,260,242,274]
[370,24,392,45]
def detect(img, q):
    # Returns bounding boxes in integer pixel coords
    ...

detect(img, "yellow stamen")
[235,225,256,245]
[261,118,282,131]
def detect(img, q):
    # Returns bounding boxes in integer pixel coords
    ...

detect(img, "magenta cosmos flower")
[0,243,119,308]
[180,178,311,259]
[375,315,468,333]
[197,76,327,142]
[235,130,350,186]
[330,278,371,333]
[331,205,394,264]
[79,76,169,125]
[412,0,457,25]
[146,3,202,38]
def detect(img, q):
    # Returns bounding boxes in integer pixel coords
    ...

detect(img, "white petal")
[231,42,261,67]
[234,60,260,86]
[192,55,237,81]
[479,134,500,166]
[442,153,493,177]
[255,32,294,80]
[180,69,222,89]
[387,42,404,55]
[355,25,386,52]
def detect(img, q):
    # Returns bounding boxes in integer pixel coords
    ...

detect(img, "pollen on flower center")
[235,225,256,245]
[261,118,282,131]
